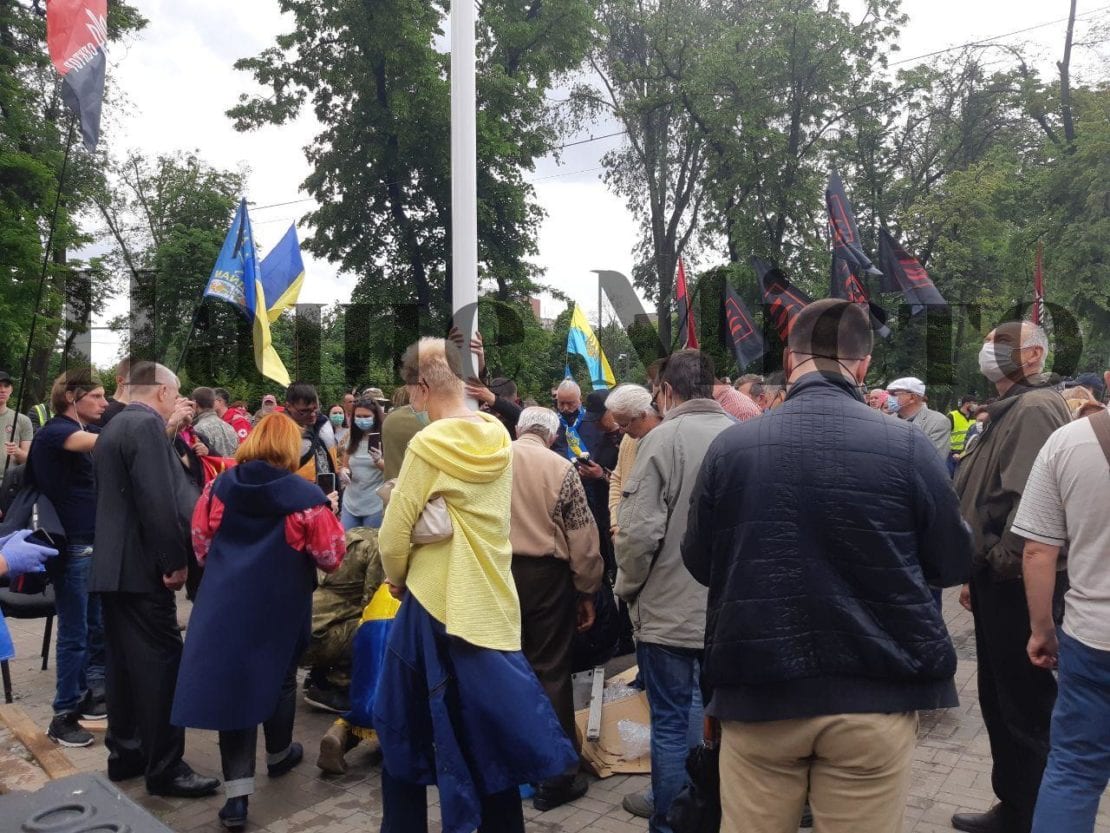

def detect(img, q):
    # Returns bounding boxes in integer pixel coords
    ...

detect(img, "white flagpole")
[451,0,479,398]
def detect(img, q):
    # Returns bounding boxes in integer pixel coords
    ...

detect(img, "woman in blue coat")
[172,414,345,830]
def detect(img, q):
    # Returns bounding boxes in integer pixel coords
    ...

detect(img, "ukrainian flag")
[566,303,616,389]
[260,224,306,323]
[203,199,291,386]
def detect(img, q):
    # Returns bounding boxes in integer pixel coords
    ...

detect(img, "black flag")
[826,172,882,279]
[723,283,766,369]
[831,254,892,340]
[752,256,811,342]
[878,229,947,315]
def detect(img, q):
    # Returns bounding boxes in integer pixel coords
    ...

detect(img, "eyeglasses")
[615,414,641,432]
[287,403,318,417]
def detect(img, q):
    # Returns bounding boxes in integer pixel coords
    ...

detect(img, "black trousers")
[100,590,186,787]
[970,570,1066,833]
[380,765,524,833]
[510,556,578,754]
[219,665,298,798]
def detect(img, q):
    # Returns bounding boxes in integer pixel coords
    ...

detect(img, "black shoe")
[219,796,248,830]
[267,742,303,777]
[148,770,221,798]
[800,802,814,828]
[951,805,1005,833]
[79,691,107,721]
[303,684,350,714]
[533,773,589,811]
[47,712,94,748]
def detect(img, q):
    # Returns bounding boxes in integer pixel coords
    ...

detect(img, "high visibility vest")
[949,409,973,452]
[30,402,52,432]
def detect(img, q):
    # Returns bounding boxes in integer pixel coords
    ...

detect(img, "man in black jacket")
[90,361,219,798]
[683,300,970,833]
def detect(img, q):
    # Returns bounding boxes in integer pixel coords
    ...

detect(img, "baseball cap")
[363,387,388,402]
[1065,372,1105,400]
[887,377,926,397]
[0,371,11,384]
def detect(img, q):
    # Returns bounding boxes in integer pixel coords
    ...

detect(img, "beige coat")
[608,433,639,526]
[508,433,603,594]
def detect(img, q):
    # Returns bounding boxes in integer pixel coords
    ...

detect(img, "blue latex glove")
[0,529,59,577]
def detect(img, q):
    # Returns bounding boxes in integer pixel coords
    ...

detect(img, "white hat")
[887,377,925,396]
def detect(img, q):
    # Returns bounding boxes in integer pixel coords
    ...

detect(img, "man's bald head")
[127,361,181,419]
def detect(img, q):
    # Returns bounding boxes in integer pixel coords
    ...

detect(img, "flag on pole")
[752,256,811,342]
[1033,242,1045,326]
[878,229,947,316]
[46,0,108,150]
[260,225,306,323]
[825,172,882,279]
[830,254,892,339]
[566,304,616,389]
[676,257,699,349]
[723,283,766,369]
[203,199,291,386]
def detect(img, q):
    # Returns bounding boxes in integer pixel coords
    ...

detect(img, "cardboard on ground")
[573,666,651,778]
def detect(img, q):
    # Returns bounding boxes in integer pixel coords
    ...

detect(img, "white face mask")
[979,342,1017,383]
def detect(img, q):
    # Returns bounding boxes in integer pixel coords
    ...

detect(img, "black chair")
[0,583,56,704]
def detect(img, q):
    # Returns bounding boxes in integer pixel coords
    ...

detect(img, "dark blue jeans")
[379,765,524,833]
[1032,631,1110,833]
[48,544,105,714]
[637,641,703,833]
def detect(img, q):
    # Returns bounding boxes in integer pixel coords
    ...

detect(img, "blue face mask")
[329,413,345,426]
[354,416,375,431]
[414,409,430,427]
[886,396,901,414]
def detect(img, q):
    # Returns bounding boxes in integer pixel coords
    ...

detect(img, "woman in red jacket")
[172,414,345,831]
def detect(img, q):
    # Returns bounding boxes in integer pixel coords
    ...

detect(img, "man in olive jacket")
[952,321,1071,833]
[615,350,734,833]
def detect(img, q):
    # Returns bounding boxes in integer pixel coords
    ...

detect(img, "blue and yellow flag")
[260,224,306,324]
[203,199,291,386]
[566,304,616,389]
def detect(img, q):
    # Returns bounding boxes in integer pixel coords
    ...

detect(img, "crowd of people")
[0,304,1107,833]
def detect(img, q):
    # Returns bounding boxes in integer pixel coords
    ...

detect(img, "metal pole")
[450,0,479,398]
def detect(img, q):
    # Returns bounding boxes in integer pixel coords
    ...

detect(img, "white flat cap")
[887,377,926,396]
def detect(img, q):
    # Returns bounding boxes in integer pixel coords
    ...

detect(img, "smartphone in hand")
[316,472,337,494]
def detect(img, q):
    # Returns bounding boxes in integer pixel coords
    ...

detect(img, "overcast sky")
[86,0,1107,363]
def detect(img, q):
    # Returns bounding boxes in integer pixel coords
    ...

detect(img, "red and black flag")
[752,256,811,342]
[878,229,947,316]
[675,257,699,349]
[830,254,892,340]
[47,0,108,150]
[1032,242,1045,326]
[826,172,882,280]
[723,282,766,370]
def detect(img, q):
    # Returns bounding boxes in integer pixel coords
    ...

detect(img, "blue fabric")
[0,611,13,662]
[637,642,703,833]
[552,407,585,461]
[684,372,971,719]
[1032,631,1110,833]
[25,415,100,539]
[47,544,104,713]
[341,507,382,531]
[172,461,327,730]
[373,595,578,833]
[345,616,393,731]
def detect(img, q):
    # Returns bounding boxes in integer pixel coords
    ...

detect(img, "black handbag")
[668,720,722,833]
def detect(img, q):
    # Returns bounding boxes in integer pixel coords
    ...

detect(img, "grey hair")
[517,407,560,442]
[605,384,652,419]
[556,379,581,398]
[1022,323,1049,356]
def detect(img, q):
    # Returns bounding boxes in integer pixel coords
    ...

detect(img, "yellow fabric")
[360,583,401,624]
[378,411,520,651]
[266,272,305,324]
[949,409,973,452]
[252,277,290,386]
[568,304,616,387]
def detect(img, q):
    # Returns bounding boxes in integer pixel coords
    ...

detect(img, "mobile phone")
[316,473,337,494]
[29,528,56,547]
[574,453,591,467]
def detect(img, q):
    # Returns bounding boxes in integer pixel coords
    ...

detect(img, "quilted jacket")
[683,372,971,722]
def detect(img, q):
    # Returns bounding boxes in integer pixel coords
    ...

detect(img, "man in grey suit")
[90,361,219,798]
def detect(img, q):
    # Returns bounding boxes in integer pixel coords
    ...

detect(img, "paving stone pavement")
[2,586,1107,832]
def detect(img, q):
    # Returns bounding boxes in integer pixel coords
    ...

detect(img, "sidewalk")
[2,586,1107,832]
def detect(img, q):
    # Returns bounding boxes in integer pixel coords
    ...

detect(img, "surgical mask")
[978,343,1015,383]
[354,416,375,431]
[414,409,430,427]
[329,413,345,426]
[886,396,901,414]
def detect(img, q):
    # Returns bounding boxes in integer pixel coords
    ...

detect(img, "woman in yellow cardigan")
[374,337,577,833]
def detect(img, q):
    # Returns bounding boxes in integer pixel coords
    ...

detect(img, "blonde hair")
[399,337,464,395]
[235,413,301,471]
